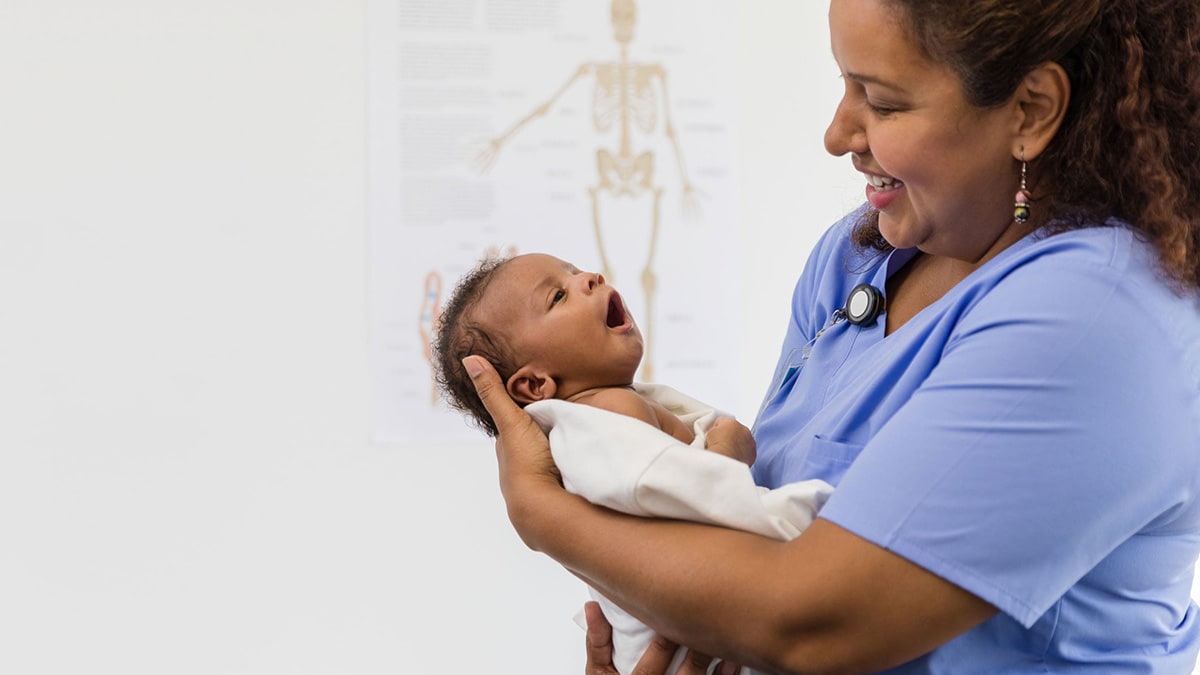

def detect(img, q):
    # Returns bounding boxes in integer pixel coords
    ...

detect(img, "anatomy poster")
[368,0,740,444]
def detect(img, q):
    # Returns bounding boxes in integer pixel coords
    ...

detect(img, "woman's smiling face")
[824,0,1024,263]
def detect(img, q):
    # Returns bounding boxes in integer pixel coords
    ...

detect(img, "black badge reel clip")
[843,283,885,326]
[755,283,886,428]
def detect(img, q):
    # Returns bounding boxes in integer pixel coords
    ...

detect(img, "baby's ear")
[506,365,558,405]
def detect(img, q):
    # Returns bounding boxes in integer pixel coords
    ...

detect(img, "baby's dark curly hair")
[432,257,522,437]
[854,0,1200,292]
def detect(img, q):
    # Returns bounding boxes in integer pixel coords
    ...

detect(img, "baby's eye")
[551,289,566,305]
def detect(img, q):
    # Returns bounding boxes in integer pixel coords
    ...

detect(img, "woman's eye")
[866,100,901,117]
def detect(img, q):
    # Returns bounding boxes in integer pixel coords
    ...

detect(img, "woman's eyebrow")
[845,70,909,93]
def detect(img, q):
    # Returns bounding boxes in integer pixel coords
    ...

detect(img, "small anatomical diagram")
[418,270,443,404]
[476,0,699,382]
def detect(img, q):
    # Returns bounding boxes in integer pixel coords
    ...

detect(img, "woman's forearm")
[510,482,826,671]
[510,482,994,674]
[468,355,992,672]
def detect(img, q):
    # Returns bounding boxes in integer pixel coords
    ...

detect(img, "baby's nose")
[576,271,604,292]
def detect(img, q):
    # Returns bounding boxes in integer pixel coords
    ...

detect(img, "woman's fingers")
[675,650,742,675]
[584,601,619,675]
[462,355,554,469]
[462,355,525,435]
[584,602,742,675]
[631,634,683,675]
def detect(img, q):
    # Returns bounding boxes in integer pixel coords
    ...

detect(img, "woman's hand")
[705,417,756,466]
[584,602,743,675]
[462,356,562,531]
[583,601,621,674]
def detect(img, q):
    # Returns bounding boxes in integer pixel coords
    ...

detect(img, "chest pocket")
[788,436,864,487]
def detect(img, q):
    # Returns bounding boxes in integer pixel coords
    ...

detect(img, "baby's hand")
[705,417,756,465]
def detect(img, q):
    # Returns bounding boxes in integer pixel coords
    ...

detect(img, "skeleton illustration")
[476,0,699,381]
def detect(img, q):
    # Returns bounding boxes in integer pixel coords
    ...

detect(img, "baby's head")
[433,253,643,436]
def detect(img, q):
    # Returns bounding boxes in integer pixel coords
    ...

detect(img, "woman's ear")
[506,365,558,405]
[1012,61,1070,160]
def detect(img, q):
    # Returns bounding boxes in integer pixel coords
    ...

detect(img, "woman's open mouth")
[865,173,905,211]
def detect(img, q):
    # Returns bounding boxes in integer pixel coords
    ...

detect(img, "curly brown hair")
[854,0,1200,291]
[431,257,521,438]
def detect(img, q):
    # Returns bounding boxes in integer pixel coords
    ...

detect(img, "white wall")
[9,2,1185,674]
[0,2,856,672]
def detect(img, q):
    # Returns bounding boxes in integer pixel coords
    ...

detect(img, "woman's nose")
[824,97,866,157]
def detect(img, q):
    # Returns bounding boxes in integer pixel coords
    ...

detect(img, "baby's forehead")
[489,254,574,290]
[506,253,574,275]
[472,258,540,318]
[473,252,572,323]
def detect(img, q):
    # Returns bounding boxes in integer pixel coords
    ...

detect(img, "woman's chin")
[878,214,922,250]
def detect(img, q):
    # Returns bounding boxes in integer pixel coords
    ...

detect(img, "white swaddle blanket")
[526,384,834,675]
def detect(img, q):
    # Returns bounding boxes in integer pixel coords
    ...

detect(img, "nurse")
[465,0,1200,672]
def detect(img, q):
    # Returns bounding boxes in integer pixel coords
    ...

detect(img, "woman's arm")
[465,356,995,674]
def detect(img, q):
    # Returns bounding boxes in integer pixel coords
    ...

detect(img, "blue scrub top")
[752,207,1200,672]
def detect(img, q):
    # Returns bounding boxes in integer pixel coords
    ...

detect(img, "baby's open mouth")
[606,292,628,328]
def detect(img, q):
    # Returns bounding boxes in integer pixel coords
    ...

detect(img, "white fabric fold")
[526,384,834,675]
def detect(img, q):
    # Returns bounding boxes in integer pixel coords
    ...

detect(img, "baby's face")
[477,254,643,392]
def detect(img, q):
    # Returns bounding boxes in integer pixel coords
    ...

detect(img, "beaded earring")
[1013,153,1031,224]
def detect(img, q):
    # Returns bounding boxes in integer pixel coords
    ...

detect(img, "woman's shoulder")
[974,223,1143,293]
[996,223,1195,309]
[1004,218,1182,272]
[964,222,1200,355]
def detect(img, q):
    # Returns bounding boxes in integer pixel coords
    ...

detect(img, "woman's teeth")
[868,174,903,192]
